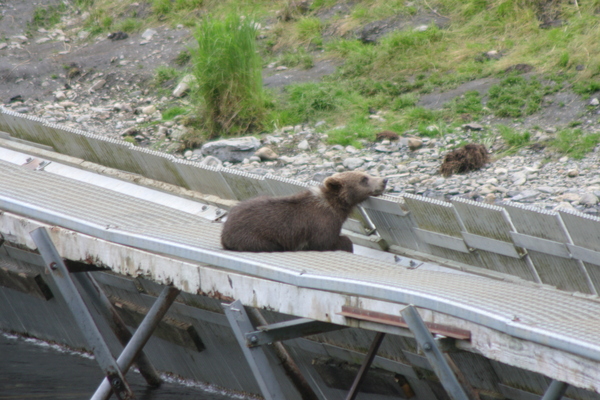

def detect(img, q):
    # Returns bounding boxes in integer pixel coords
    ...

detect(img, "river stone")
[173,74,196,97]
[254,147,278,161]
[343,157,364,170]
[201,136,261,163]
[579,193,599,206]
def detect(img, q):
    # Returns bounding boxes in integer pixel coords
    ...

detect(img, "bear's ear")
[324,176,343,191]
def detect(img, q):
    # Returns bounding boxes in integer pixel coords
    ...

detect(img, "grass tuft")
[192,13,267,138]
[550,129,600,159]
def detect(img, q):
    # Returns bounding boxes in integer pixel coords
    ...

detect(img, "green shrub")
[192,13,267,137]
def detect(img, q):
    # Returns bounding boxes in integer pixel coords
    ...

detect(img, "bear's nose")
[382,178,388,185]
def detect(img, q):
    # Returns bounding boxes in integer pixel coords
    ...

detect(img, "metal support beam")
[223,299,287,400]
[246,317,346,347]
[345,331,386,400]
[73,272,162,387]
[91,285,181,400]
[31,227,134,400]
[541,380,568,400]
[401,305,469,400]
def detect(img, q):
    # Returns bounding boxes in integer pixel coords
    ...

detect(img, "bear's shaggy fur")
[221,171,387,253]
[440,143,489,177]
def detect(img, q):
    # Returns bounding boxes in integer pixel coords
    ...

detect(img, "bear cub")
[221,171,387,253]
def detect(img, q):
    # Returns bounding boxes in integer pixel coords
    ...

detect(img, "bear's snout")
[372,177,387,196]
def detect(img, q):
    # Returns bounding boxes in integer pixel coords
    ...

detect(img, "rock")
[511,172,527,186]
[298,140,310,150]
[201,136,261,163]
[484,193,497,204]
[89,79,106,92]
[579,193,599,207]
[141,29,157,41]
[108,31,128,41]
[58,101,77,108]
[200,156,223,168]
[172,74,195,97]
[343,157,365,170]
[0,43,8,50]
[275,66,288,71]
[511,190,539,201]
[141,105,157,115]
[590,98,599,106]
[255,147,278,161]
[553,202,576,212]
[567,169,579,177]
[557,193,580,202]
[407,138,423,151]
[462,123,484,131]
[54,91,67,101]
[345,145,359,154]
[120,127,139,136]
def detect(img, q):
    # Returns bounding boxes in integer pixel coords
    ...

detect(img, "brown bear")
[221,171,387,253]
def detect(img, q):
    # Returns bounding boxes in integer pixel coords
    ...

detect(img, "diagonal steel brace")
[91,285,180,400]
[401,305,470,400]
[31,227,134,400]
[223,299,287,400]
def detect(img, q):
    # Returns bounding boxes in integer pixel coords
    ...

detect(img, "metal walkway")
[1,152,600,374]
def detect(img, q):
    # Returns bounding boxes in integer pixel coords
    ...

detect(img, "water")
[0,332,248,400]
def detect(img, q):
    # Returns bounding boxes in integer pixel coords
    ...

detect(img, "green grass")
[29,3,68,30]
[162,106,188,121]
[325,115,377,148]
[498,124,530,153]
[153,66,179,87]
[278,48,314,69]
[115,18,142,33]
[192,13,267,138]
[487,75,547,118]
[550,129,600,159]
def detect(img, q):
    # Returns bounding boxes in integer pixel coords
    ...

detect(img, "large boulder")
[201,137,261,163]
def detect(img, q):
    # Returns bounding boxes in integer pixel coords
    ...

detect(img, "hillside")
[2,0,600,167]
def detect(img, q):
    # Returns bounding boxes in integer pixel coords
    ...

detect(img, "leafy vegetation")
[61,0,600,157]
[549,129,600,159]
[192,13,267,138]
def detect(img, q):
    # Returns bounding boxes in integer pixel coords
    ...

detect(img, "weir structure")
[0,107,600,400]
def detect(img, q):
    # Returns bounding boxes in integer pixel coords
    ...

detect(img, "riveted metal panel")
[451,197,537,282]
[264,174,309,197]
[173,159,237,200]
[504,203,596,294]
[403,194,481,266]
[558,209,600,293]
[220,169,273,200]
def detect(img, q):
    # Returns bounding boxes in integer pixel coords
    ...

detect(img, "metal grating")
[1,159,600,366]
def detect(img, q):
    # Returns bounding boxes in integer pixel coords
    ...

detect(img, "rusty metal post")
[344,332,386,400]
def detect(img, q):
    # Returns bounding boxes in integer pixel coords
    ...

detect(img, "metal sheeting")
[2,159,600,370]
[7,108,600,296]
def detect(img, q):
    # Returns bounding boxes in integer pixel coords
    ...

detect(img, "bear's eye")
[361,176,369,185]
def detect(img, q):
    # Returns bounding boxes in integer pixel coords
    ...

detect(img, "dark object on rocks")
[66,63,81,79]
[440,143,489,177]
[504,64,533,74]
[9,95,23,103]
[108,31,129,41]
[221,171,387,253]
[375,130,399,142]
